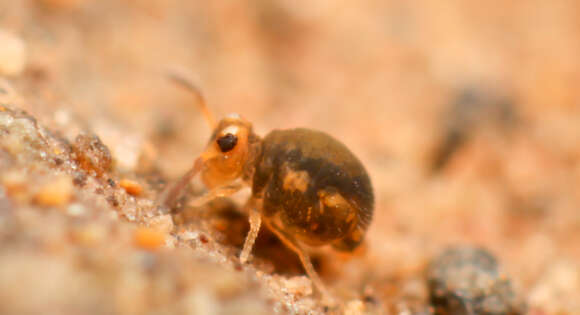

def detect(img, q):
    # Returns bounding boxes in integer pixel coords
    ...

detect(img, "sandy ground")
[0,1,579,314]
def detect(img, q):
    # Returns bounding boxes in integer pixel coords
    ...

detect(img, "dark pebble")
[72,172,87,187]
[106,195,119,207]
[427,246,526,315]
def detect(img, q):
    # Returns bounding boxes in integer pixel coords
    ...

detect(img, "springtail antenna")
[167,70,217,129]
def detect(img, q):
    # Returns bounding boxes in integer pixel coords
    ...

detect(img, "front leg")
[240,197,262,263]
[188,182,244,207]
[158,157,244,209]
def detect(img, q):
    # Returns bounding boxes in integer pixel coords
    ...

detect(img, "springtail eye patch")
[217,133,237,152]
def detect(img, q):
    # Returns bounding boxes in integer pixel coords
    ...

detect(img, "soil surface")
[1,1,579,314]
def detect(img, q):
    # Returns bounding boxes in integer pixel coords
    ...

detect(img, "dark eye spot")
[217,133,237,152]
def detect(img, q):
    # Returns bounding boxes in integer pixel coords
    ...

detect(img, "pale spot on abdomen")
[282,167,310,192]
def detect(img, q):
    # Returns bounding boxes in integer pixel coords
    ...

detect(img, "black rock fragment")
[427,246,526,315]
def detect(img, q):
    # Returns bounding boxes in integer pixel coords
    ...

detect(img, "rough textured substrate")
[0,79,332,314]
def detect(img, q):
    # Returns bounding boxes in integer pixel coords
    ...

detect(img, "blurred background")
[0,0,579,314]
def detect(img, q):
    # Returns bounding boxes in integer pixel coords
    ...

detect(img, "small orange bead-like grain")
[2,171,27,197]
[34,175,73,207]
[133,227,165,251]
[71,224,105,247]
[119,179,143,196]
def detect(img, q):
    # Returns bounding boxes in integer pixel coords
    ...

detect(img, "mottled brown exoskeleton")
[159,73,374,299]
